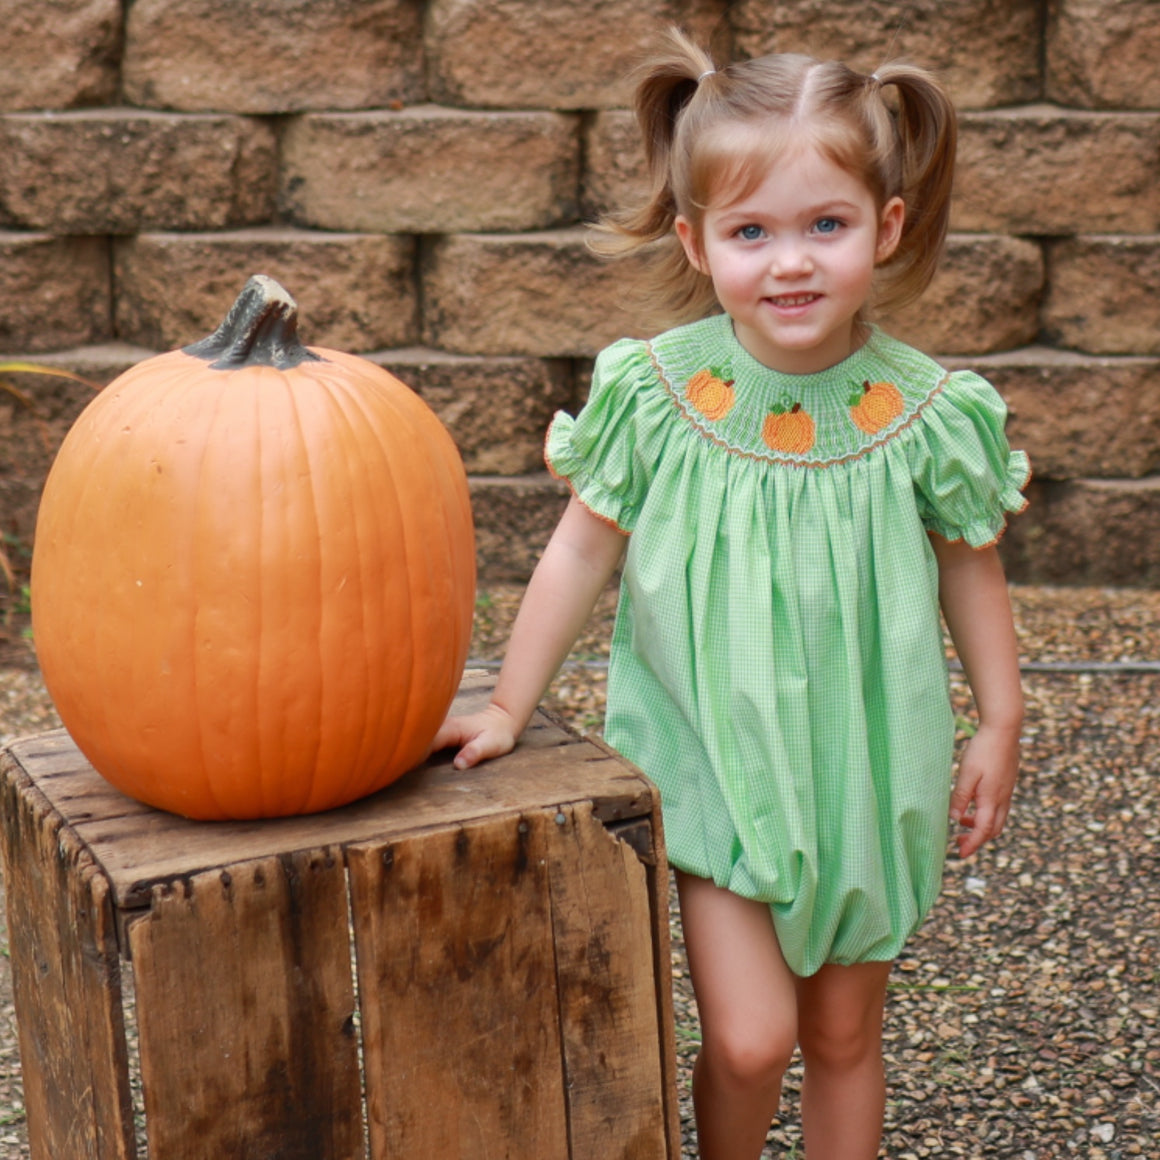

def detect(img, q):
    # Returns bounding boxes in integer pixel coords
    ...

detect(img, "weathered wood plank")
[637,819,683,1160]
[3,685,647,914]
[67,740,652,910]
[3,739,100,785]
[348,812,570,1160]
[127,848,363,1160]
[549,802,671,1160]
[0,754,135,1160]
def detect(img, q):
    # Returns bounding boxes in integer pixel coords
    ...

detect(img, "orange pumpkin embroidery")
[849,379,904,434]
[762,401,816,455]
[686,368,736,421]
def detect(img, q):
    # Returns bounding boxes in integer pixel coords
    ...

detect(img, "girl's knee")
[798,1014,883,1074]
[796,961,890,1073]
[702,1018,797,1090]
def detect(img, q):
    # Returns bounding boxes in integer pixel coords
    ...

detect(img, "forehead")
[702,128,869,215]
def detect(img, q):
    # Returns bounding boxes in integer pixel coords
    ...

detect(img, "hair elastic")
[697,69,716,83]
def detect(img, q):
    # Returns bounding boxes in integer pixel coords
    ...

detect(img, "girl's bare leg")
[794,960,893,1159]
[676,871,798,1160]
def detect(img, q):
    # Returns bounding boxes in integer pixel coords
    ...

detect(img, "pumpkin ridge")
[269,374,328,815]
[186,375,235,818]
[300,373,391,811]
[315,364,441,807]
[326,383,388,809]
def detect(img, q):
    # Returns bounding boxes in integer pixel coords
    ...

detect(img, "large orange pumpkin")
[31,275,476,820]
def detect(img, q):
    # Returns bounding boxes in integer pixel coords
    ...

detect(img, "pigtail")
[869,64,958,313]
[590,27,721,327]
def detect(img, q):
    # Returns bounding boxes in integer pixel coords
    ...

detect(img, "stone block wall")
[2,0,1158,585]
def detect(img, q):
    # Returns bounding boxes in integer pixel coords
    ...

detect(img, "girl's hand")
[430,703,521,771]
[948,721,1021,859]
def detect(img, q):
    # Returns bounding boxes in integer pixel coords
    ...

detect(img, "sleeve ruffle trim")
[544,412,635,534]
[923,448,1031,549]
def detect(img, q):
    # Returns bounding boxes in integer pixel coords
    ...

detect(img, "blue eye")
[737,224,764,241]
[815,217,841,234]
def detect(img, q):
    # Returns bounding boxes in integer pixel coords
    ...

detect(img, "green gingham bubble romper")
[545,314,1030,978]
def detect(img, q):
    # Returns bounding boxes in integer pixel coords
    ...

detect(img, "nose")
[769,238,813,277]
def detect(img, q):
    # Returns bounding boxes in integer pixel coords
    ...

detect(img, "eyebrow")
[716,198,864,220]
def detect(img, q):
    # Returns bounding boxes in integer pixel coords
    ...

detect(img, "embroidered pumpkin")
[31,275,476,820]
[762,401,816,455]
[686,368,735,421]
[849,379,904,434]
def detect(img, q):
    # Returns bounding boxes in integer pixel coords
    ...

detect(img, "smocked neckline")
[644,314,950,467]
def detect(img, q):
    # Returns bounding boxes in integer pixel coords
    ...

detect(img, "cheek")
[702,258,752,304]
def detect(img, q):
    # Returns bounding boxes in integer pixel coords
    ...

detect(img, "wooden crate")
[0,674,679,1160]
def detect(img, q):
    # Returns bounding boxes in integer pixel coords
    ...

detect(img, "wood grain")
[0,754,135,1160]
[127,848,363,1160]
[3,695,652,916]
[348,812,571,1159]
[548,802,671,1160]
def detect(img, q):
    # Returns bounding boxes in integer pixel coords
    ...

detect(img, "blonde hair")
[594,28,958,331]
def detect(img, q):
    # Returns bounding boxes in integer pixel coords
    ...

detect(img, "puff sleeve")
[544,338,667,534]
[910,370,1031,548]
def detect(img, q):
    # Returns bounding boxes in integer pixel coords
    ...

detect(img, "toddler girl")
[435,28,1028,1160]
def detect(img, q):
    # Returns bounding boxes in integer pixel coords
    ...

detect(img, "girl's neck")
[729,315,874,376]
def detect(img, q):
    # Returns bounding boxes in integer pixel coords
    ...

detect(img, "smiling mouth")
[768,293,821,307]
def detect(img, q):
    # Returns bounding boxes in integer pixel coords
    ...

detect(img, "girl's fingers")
[948,766,980,825]
[453,742,482,770]
[955,793,1012,858]
[429,719,464,755]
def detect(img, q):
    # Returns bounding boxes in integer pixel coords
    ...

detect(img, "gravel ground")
[1,584,1158,1158]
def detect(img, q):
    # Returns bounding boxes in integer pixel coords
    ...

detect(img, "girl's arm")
[930,536,1024,859]
[432,496,628,770]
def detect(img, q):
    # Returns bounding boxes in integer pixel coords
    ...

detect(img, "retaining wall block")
[282,108,580,233]
[425,0,728,110]
[369,350,575,475]
[113,230,418,352]
[122,0,426,113]
[0,111,276,234]
[880,235,1044,357]
[1043,236,1160,357]
[422,229,649,358]
[469,474,570,582]
[0,344,153,557]
[0,233,110,353]
[730,0,1042,110]
[954,109,1160,235]
[1046,0,1160,109]
[1001,477,1160,586]
[943,349,1160,481]
[0,0,121,111]
[583,110,645,223]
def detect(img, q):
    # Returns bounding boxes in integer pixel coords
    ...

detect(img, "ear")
[675,215,709,274]
[875,196,906,263]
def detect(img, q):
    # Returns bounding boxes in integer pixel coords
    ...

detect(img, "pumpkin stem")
[183,275,322,370]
